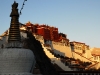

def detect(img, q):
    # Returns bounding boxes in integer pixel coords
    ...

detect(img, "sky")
[0,0,100,48]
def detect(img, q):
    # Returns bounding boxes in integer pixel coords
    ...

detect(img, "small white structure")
[0,48,36,75]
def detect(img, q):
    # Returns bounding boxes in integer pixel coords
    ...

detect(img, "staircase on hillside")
[85,62,99,70]
[73,51,100,70]
[43,45,73,71]
[42,44,85,71]
[74,51,96,63]
[42,44,56,59]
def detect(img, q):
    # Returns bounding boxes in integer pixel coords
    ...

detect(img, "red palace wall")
[37,27,44,36]
[36,25,51,40]
[49,27,54,40]
[52,30,59,41]
[25,22,63,41]
[44,28,51,40]
[37,26,59,41]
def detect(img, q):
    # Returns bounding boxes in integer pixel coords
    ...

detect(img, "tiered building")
[25,22,61,41]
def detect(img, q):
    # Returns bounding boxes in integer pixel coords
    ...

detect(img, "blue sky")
[0,0,100,48]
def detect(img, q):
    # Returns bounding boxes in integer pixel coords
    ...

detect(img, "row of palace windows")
[74,46,89,50]
[94,56,100,60]
[53,42,70,47]
[74,44,83,46]
[74,46,82,50]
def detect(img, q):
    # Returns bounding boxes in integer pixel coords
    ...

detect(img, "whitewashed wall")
[52,41,72,58]
[0,48,36,74]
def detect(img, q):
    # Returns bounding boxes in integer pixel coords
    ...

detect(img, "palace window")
[76,47,77,49]
[82,50,85,53]
[67,43,70,47]
[96,56,98,60]
[94,56,96,60]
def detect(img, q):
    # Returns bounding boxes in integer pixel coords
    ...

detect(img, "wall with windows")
[52,41,72,58]
[70,41,93,62]
[91,48,100,62]
[93,56,100,62]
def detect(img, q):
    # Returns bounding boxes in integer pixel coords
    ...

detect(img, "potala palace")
[1,21,100,71]
[0,1,100,75]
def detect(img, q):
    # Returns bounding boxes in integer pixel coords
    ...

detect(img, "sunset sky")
[0,0,100,48]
